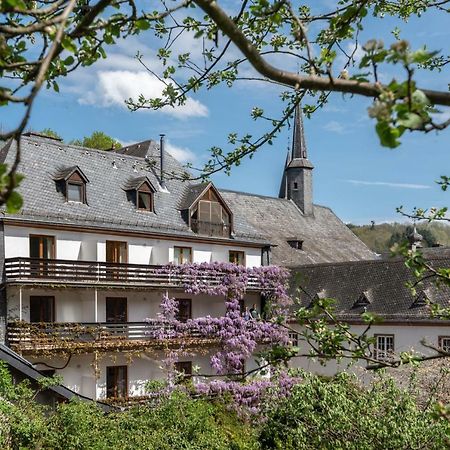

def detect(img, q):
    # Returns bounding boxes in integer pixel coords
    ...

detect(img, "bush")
[259,371,450,450]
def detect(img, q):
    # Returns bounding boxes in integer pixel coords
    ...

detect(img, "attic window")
[137,183,153,212]
[123,177,156,212]
[287,239,303,250]
[54,166,89,204]
[189,185,232,238]
[411,291,429,308]
[353,292,370,308]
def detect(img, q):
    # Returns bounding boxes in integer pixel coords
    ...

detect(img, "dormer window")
[53,166,88,204]
[181,182,233,238]
[137,185,153,211]
[287,239,303,250]
[124,177,156,212]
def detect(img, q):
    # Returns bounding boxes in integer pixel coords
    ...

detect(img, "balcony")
[4,258,263,290]
[7,321,219,355]
[191,219,230,238]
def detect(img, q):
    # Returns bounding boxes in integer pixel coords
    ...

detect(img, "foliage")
[39,128,63,140]
[70,131,121,151]
[258,371,450,450]
[347,222,450,253]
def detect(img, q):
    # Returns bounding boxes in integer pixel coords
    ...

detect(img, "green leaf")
[6,191,23,213]
[376,121,402,148]
[135,19,150,30]
[61,36,77,54]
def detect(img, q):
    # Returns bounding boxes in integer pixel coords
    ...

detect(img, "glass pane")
[211,202,221,223]
[138,192,152,210]
[67,183,83,202]
[198,201,210,221]
[30,236,40,258]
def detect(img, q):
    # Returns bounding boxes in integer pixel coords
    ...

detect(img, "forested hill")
[347,222,450,254]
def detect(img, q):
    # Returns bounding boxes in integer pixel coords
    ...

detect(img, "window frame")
[229,250,245,266]
[174,246,192,265]
[65,171,87,204]
[175,298,192,323]
[29,235,56,259]
[438,336,450,353]
[30,296,55,323]
[374,334,395,361]
[136,183,154,212]
[106,365,128,399]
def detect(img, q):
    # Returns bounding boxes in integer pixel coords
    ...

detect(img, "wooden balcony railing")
[7,321,219,354]
[4,258,263,290]
[191,219,230,238]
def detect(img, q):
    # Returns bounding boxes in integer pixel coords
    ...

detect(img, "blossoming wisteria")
[146,262,292,378]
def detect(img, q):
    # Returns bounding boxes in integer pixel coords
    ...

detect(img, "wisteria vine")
[146,262,292,378]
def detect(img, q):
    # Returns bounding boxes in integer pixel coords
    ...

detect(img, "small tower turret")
[279,104,314,216]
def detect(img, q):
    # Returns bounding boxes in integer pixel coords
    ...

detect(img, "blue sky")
[1,2,449,225]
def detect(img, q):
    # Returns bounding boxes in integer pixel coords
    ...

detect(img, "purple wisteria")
[145,262,292,376]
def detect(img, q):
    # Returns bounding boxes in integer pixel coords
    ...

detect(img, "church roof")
[290,248,450,321]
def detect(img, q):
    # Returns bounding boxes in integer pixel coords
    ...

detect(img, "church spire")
[292,103,308,159]
[278,102,314,216]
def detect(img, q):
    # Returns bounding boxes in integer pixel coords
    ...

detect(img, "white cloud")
[78,70,208,119]
[344,179,431,189]
[165,141,197,163]
[323,120,349,134]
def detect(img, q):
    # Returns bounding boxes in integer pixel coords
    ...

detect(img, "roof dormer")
[54,166,89,204]
[124,177,156,212]
[180,182,233,238]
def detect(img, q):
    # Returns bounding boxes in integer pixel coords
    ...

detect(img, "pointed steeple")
[292,103,308,159]
[279,103,314,216]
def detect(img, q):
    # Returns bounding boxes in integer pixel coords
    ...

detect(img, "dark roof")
[290,250,450,321]
[0,134,376,264]
[0,344,113,410]
[53,165,89,182]
[220,190,376,266]
[178,182,209,210]
[0,136,268,246]
[123,176,156,192]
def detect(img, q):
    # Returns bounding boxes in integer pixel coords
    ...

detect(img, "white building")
[0,108,375,401]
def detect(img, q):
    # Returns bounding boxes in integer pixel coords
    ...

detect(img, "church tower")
[279,104,314,216]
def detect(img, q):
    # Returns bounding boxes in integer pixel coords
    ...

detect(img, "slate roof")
[0,134,376,265]
[220,190,375,266]
[0,135,268,245]
[290,250,450,321]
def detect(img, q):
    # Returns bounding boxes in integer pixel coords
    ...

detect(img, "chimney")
[159,134,165,186]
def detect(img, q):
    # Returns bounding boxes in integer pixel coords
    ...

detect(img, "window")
[175,299,192,322]
[174,246,192,265]
[30,296,55,323]
[66,171,86,203]
[287,239,303,250]
[374,335,394,361]
[106,297,127,323]
[229,251,245,266]
[30,235,55,259]
[137,183,153,211]
[439,336,450,353]
[190,186,232,238]
[174,361,192,383]
[289,331,299,347]
[106,366,128,398]
[293,182,298,190]
[30,235,55,277]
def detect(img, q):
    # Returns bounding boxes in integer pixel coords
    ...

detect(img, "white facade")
[3,223,264,400]
[4,225,262,268]
[290,323,450,378]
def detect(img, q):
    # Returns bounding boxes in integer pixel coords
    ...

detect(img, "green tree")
[71,131,121,151]
[39,128,63,140]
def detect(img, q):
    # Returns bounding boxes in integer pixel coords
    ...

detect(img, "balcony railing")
[7,321,219,354]
[191,219,230,238]
[4,258,263,290]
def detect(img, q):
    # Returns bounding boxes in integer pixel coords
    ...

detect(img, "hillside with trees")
[347,222,450,254]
